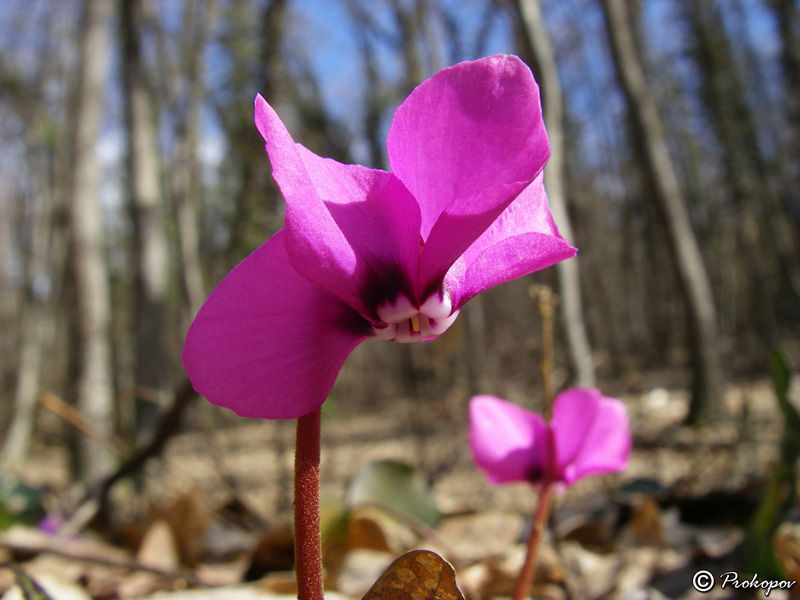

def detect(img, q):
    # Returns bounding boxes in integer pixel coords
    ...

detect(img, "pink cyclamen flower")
[469,389,631,486]
[183,55,576,419]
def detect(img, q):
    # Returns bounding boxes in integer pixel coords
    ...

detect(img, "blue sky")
[0,0,785,211]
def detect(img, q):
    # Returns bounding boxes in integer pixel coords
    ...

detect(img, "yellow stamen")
[410,314,420,333]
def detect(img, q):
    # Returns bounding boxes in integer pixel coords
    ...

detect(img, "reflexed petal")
[255,95,421,319]
[416,180,530,297]
[550,389,600,473]
[462,174,566,262]
[469,395,548,485]
[550,388,631,485]
[182,231,371,419]
[294,146,422,317]
[388,55,549,281]
[448,175,576,307]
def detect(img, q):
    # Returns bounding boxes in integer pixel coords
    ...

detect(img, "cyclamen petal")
[185,55,577,419]
[469,396,548,485]
[551,388,633,485]
[468,390,630,487]
[388,55,550,241]
[255,97,422,320]
[182,231,370,419]
[456,174,577,307]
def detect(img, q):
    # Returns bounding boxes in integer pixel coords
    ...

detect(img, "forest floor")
[0,376,799,600]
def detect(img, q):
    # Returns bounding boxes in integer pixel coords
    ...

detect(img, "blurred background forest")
[1,0,800,513]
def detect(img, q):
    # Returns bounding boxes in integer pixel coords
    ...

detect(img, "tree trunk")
[515,0,595,387]
[356,25,386,170]
[68,0,116,478]
[770,0,800,261]
[391,0,423,93]
[121,0,172,440]
[2,154,53,464]
[688,2,800,331]
[601,0,725,422]
[224,0,287,263]
[172,0,215,318]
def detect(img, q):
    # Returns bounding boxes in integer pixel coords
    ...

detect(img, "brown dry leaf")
[253,571,297,595]
[1,573,90,600]
[612,547,687,598]
[136,520,180,572]
[243,522,295,581]
[436,511,523,562]
[458,544,562,598]
[361,550,464,600]
[14,554,85,586]
[348,515,391,553]
[775,523,800,590]
[336,549,395,598]
[114,571,175,599]
[194,557,250,587]
[150,493,212,568]
[694,527,743,559]
[630,496,664,547]
[559,541,620,600]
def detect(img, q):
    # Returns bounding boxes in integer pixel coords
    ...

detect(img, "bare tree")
[121,0,172,440]
[688,2,800,337]
[3,152,54,464]
[515,0,595,387]
[68,0,116,477]
[0,25,64,463]
[390,0,424,93]
[769,0,800,244]
[601,0,725,422]
[171,1,216,318]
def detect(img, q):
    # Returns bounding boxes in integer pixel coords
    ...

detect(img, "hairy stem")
[295,407,322,600]
[512,481,554,600]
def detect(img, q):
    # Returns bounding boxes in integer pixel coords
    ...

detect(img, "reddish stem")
[295,408,323,600]
[512,481,554,600]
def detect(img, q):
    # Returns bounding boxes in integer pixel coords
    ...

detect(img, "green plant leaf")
[741,352,798,578]
[346,460,441,527]
[0,473,45,530]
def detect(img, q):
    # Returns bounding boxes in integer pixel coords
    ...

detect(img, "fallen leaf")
[243,522,294,581]
[351,507,417,553]
[458,544,562,598]
[559,541,619,600]
[2,571,89,600]
[8,565,54,600]
[361,550,464,600]
[348,514,391,553]
[630,496,664,547]
[436,511,523,562]
[123,586,354,600]
[775,523,800,586]
[336,549,394,598]
[253,571,297,595]
[136,520,180,572]
[151,493,212,567]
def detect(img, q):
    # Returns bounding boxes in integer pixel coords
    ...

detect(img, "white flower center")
[372,292,459,343]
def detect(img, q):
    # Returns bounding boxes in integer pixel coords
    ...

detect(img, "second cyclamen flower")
[469,388,631,486]
[183,55,576,419]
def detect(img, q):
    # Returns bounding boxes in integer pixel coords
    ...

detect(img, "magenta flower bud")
[183,55,576,419]
[469,389,631,487]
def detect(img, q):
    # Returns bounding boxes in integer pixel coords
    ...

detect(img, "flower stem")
[295,407,323,600]
[529,285,558,418]
[512,482,554,600]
